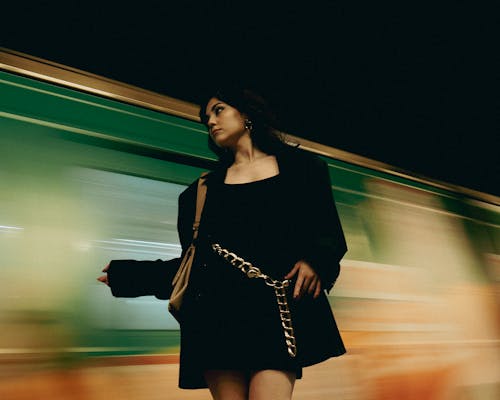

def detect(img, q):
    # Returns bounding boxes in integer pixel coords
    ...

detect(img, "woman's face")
[204,97,248,149]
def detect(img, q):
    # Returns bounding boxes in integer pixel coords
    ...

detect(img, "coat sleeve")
[107,180,198,300]
[107,258,181,299]
[299,155,347,292]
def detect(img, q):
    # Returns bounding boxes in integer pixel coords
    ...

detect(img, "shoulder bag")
[168,173,208,321]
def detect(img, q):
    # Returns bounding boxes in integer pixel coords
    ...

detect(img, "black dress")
[180,173,303,387]
[107,148,348,390]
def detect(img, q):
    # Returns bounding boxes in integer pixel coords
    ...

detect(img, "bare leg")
[204,370,249,400]
[248,369,295,400]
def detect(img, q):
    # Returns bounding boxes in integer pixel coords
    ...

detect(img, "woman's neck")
[231,140,269,166]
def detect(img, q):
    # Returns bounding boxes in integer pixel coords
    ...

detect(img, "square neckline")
[223,173,281,186]
[222,155,282,186]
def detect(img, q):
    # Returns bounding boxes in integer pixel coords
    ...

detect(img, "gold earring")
[244,119,253,132]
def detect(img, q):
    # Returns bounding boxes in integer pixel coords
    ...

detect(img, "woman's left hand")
[284,261,322,299]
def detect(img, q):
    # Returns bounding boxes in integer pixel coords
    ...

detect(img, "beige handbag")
[168,173,208,321]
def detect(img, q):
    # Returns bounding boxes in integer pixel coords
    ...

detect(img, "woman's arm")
[105,258,180,299]
[299,154,347,292]
[99,180,198,299]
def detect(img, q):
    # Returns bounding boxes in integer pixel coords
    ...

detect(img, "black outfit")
[108,146,347,389]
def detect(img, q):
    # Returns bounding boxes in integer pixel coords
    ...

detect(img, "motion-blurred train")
[1,48,499,400]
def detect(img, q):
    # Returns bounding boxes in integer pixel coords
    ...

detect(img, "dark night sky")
[3,2,498,197]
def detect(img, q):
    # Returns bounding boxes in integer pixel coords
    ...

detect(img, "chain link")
[211,243,297,358]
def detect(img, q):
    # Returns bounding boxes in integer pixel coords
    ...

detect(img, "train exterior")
[1,49,499,399]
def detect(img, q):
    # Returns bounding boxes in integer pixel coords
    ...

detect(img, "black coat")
[108,146,347,388]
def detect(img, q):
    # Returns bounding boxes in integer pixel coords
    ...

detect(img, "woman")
[98,87,347,399]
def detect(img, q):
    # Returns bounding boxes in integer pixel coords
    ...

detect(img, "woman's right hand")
[97,263,110,286]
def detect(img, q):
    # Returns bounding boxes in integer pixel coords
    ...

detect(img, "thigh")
[204,370,249,400]
[249,369,295,400]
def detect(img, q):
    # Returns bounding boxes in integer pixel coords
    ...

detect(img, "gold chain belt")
[211,243,297,358]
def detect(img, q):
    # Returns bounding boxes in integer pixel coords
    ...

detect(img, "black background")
[3,1,498,196]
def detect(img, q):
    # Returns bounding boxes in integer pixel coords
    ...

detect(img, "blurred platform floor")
[3,358,362,400]
[2,349,498,400]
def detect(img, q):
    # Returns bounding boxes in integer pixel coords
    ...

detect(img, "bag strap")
[192,172,209,241]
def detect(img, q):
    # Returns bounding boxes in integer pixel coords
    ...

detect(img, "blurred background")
[2,1,498,197]
[0,56,499,399]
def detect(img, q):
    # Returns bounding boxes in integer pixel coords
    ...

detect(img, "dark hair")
[198,87,287,165]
